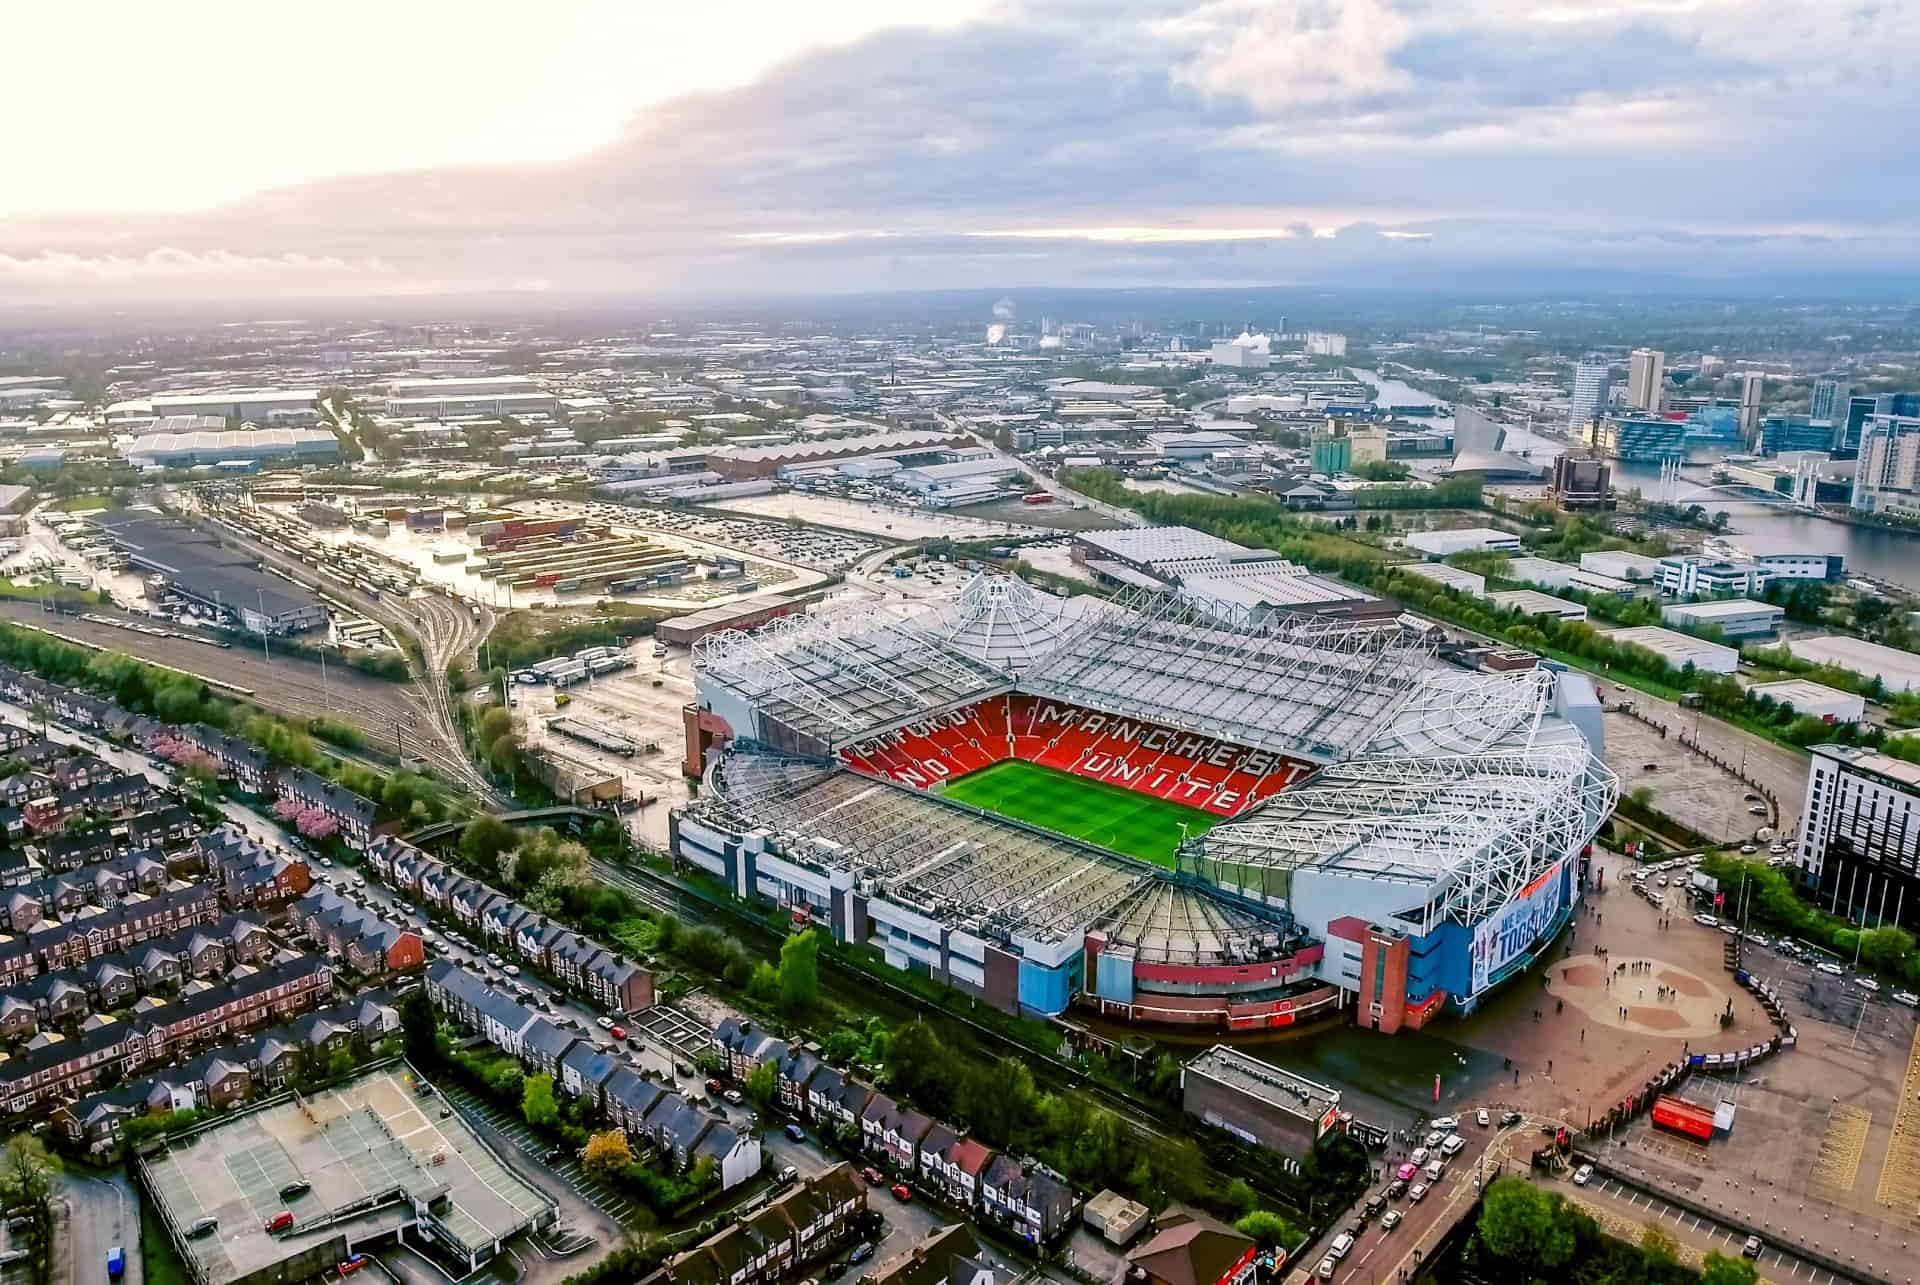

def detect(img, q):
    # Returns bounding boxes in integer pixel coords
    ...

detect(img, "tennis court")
[141,1066,554,1285]
[940,758,1216,866]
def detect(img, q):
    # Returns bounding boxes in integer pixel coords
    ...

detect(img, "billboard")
[1469,859,1567,995]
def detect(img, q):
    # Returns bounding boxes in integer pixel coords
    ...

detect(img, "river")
[1351,368,1920,591]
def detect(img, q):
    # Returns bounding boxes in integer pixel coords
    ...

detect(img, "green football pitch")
[939,758,1216,867]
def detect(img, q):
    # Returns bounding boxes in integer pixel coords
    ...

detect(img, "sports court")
[940,758,1216,865]
[141,1065,554,1285]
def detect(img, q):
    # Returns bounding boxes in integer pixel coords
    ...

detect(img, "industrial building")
[891,458,1021,506]
[91,509,327,635]
[139,1065,556,1285]
[1793,745,1920,932]
[1405,527,1522,558]
[1503,557,1575,591]
[124,426,341,469]
[387,391,560,419]
[709,431,968,480]
[1661,599,1784,639]
[659,595,804,649]
[1785,635,1920,693]
[1604,626,1739,675]
[1180,1046,1339,1170]
[1069,528,1384,624]
[1746,679,1864,724]
[1489,589,1588,622]
[1404,564,1486,596]
[148,389,321,421]
[1579,550,1661,582]
[676,572,1616,1032]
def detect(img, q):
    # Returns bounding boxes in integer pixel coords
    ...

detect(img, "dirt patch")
[1627,1006,1689,1031]
[1658,968,1710,997]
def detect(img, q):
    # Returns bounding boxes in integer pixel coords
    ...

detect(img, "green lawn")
[940,758,1215,867]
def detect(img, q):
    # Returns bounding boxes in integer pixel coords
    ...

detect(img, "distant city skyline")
[5,0,1919,301]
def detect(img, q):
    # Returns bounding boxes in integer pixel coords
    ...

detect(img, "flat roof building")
[149,389,320,421]
[1404,527,1522,558]
[92,509,326,635]
[1402,563,1486,596]
[1503,556,1576,591]
[1181,1046,1339,1170]
[1605,626,1739,675]
[139,1064,555,1285]
[1579,550,1662,581]
[1795,745,1920,933]
[1785,635,1920,693]
[1488,589,1588,621]
[1661,599,1785,639]
[124,427,340,469]
[1746,679,1865,724]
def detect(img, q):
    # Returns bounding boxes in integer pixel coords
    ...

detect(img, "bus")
[1022,492,1052,504]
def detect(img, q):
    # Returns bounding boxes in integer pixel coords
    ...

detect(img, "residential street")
[61,1172,139,1285]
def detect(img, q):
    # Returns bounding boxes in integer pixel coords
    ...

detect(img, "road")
[62,1172,139,1285]
[935,413,1145,527]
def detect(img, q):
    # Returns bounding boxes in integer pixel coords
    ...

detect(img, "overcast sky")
[5,0,1917,302]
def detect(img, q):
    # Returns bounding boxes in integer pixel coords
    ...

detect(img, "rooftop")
[1184,1045,1339,1120]
[141,1065,553,1285]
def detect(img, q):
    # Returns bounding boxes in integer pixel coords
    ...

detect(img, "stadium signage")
[1469,858,1567,995]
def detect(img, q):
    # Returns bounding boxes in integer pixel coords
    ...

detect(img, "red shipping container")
[1651,1094,1714,1140]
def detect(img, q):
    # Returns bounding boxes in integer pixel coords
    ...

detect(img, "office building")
[1549,455,1614,511]
[1181,1046,1339,1170]
[1761,414,1842,456]
[1739,372,1766,445]
[1656,555,1774,597]
[1851,414,1920,516]
[1810,372,1850,427]
[1567,360,1611,430]
[1587,413,1688,462]
[1794,746,1920,933]
[1626,349,1666,412]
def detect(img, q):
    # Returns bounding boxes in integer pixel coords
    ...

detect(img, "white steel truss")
[1188,743,1620,927]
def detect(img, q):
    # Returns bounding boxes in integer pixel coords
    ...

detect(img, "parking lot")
[1564,1171,1860,1285]
[441,1082,652,1230]
[1603,709,1781,844]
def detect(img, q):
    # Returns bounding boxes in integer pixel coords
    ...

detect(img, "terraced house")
[666,1164,866,1285]
[274,766,382,849]
[294,888,425,977]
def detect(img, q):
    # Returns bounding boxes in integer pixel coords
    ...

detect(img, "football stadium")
[672,567,1618,1033]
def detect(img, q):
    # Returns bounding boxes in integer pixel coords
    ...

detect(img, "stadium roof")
[696,572,1434,762]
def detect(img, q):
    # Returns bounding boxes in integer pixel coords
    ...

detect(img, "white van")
[1329,1233,1353,1260]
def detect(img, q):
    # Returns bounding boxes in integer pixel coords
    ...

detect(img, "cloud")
[2,0,1917,300]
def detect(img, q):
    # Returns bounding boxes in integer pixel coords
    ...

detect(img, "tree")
[1234,1210,1299,1249]
[1700,1252,1760,1285]
[582,1129,633,1178]
[1640,1224,1679,1268]
[400,989,439,1067]
[1477,1177,1575,1268]
[460,815,518,877]
[326,1049,357,1081]
[1224,1178,1259,1218]
[777,929,821,1013]
[745,1060,778,1112]
[522,1073,559,1128]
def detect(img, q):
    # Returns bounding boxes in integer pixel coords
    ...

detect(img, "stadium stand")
[838,695,1313,817]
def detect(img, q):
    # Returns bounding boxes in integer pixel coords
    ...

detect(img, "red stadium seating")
[839,694,1313,817]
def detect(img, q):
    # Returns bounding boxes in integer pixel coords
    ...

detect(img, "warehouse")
[1746,679,1864,724]
[1785,635,1920,693]
[1503,556,1576,590]
[1579,550,1662,581]
[1488,589,1587,621]
[1605,626,1739,675]
[1180,1046,1340,1172]
[1403,563,1486,596]
[387,391,559,418]
[123,426,341,469]
[1405,527,1522,558]
[658,595,803,646]
[708,430,968,480]
[1661,599,1785,639]
[149,389,320,421]
[92,509,327,635]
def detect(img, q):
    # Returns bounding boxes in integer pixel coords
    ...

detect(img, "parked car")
[1329,1232,1353,1260]
[1573,1164,1594,1186]
[1409,1147,1429,1167]
[1817,961,1845,977]
[891,1184,912,1202]
[1743,1236,1763,1259]
[1409,1183,1429,1203]
[723,1089,743,1105]
[1501,1111,1524,1127]
[1476,1109,1490,1127]
[785,1123,807,1143]
[1855,977,1882,993]
[609,1026,626,1040]
[1387,1179,1408,1199]
[1381,1210,1402,1232]
[706,1078,725,1095]
[1892,990,1919,1008]
[861,1166,885,1185]
[1316,1258,1335,1281]
[777,1166,799,1185]
[847,1244,875,1266]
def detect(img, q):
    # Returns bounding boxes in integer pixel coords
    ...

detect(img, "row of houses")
[34,804,197,872]
[664,1164,868,1285]
[713,1019,1077,1246]
[426,960,759,1189]
[0,911,273,1040]
[0,951,335,1115]
[54,991,400,1152]
[0,880,221,989]
[294,887,425,978]
[3,848,186,933]
[0,668,388,851]
[197,825,313,909]
[370,836,654,1013]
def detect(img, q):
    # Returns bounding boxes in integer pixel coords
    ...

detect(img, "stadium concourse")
[671,570,1619,1034]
